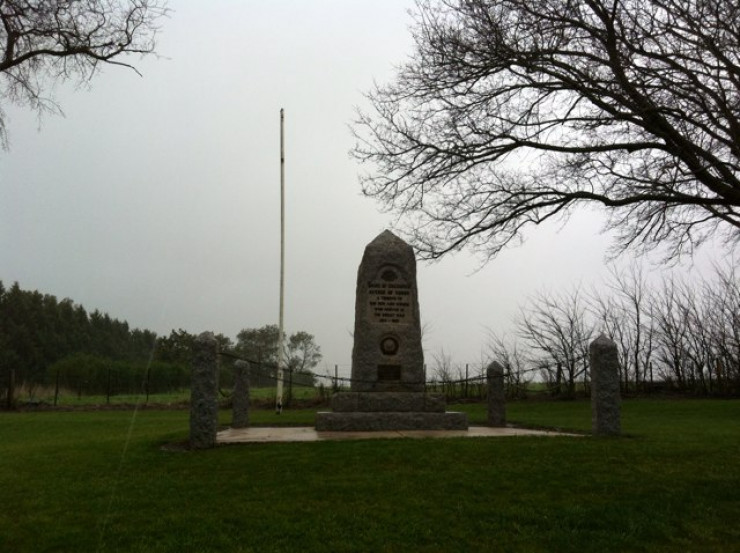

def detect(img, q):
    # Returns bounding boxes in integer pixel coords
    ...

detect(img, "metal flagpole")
[276,108,286,414]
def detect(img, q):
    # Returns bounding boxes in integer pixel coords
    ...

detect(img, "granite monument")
[316,230,468,431]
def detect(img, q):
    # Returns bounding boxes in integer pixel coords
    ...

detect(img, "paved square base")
[315,411,468,431]
[216,425,580,444]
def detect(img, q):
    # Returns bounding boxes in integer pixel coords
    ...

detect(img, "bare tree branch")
[353,0,740,262]
[0,0,168,148]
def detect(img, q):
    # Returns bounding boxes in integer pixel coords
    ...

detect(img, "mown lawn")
[1,399,738,552]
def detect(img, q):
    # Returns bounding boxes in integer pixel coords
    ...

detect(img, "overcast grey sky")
[0,1,723,377]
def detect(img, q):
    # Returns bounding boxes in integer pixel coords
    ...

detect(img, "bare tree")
[650,269,738,393]
[516,288,593,398]
[651,276,692,388]
[588,261,739,395]
[490,262,739,397]
[702,261,740,392]
[487,331,532,398]
[683,279,716,392]
[353,0,740,262]
[430,347,454,397]
[590,265,655,391]
[0,0,168,146]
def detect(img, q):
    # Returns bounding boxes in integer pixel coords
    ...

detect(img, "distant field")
[22,385,321,408]
[23,381,671,408]
[2,399,739,552]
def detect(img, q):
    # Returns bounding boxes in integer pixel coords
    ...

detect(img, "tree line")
[427,262,739,400]
[0,281,162,403]
[0,281,322,406]
[485,262,740,398]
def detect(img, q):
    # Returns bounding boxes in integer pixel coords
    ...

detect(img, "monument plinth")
[316,230,468,431]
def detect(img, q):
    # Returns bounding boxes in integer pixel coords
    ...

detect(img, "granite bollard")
[190,332,219,449]
[487,361,506,427]
[232,360,250,429]
[589,334,621,436]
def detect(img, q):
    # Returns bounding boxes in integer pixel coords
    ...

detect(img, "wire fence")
[217,350,584,403]
[14,346,722,409]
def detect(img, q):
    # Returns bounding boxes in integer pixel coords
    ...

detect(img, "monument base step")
[331,392,446,413]
[315,411,469,432]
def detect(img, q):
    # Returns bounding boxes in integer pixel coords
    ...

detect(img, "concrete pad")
[216,425,580,444]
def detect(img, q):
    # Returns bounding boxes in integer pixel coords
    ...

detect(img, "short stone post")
[589,334,621,436]
[232,360,250,429]
[190,332,219,450]
[487,361,506,427]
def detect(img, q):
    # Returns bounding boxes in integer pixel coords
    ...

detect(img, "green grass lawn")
[1,399,738,552]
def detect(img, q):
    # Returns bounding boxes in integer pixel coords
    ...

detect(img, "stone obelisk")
[351,230,424,392]
[315,230,468,431]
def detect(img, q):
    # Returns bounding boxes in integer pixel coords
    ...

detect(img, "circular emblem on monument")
[380,336,399,355]
[381,268,398,282]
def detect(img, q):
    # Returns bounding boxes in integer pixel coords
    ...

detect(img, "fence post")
[190,332,219,449]
[106,365,112,405]
[144,364,151,404]
[487,361,506,427]
[54,367,60,407]
[6,368,15,410]
[232,360,250,429]
[589,334,621,436]
[287,366,294,407]
[257,348,263,387]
